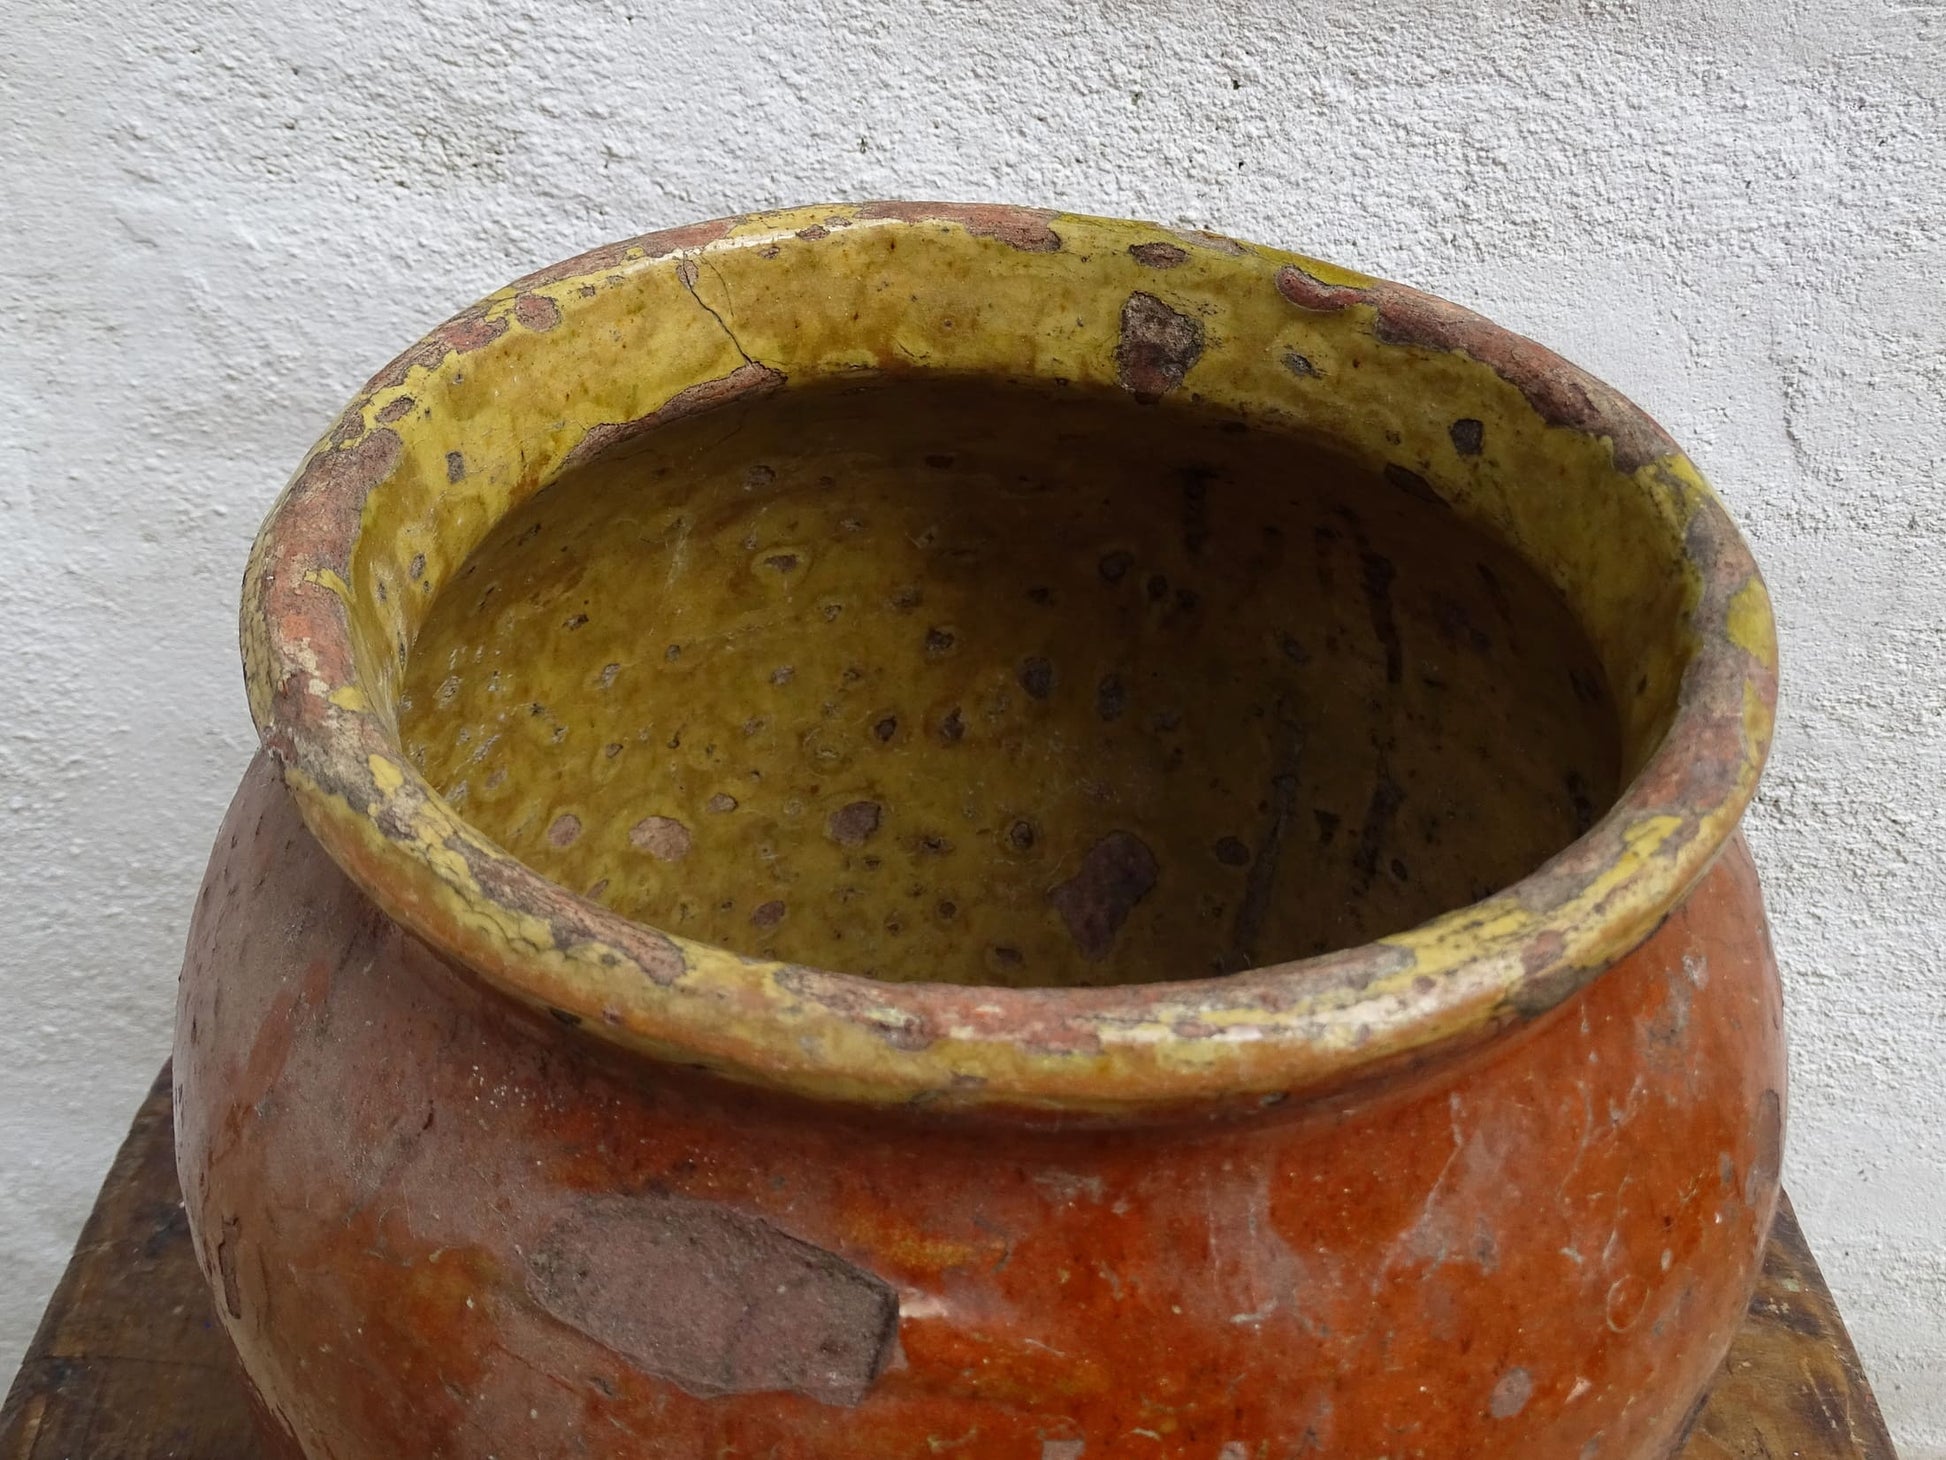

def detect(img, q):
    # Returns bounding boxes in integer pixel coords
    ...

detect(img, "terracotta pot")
[176,203,1784,1460]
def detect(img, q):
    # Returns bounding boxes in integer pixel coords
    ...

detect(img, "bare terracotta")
[176,203,1783,1459]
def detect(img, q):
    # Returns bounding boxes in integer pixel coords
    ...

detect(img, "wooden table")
[1,1067,1902,1459]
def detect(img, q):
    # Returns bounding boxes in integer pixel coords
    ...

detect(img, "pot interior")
[399,376,1621,988]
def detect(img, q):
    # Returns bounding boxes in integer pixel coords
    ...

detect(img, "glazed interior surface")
[399,377,1621,988]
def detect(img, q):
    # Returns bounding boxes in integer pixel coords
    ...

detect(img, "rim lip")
[243,203,1777,1113]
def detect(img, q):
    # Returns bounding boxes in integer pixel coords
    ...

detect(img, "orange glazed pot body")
[176,204,1784,1459]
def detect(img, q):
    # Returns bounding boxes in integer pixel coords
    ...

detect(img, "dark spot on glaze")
[526,1194,899,1407]
[924,452,955,468]
[1282,350,1320,378]
[548,813,582,847]
[1129,240,1190,268]
[408,553,426,581]
[445,450,466,482]
[1314,809,1340,844]
[630,815,692,862]
[762,553,800,573]
[1351,772,1405,891]
[827,800,883,847]
[873,715,898,743]
[549,1006,583,1027]
[1099,550,1134,584]
[376,395,415,424]
[1018,657,1055,700]
[1116,291,1205,403]
[1007,819,1038,852]
[1146,573,1169,603]
[1361,552,1403,684]
[1450,417,1485,455]
[750,900,787,931]
[1096,674,1127,722]
[1214,836,1251,867]
[938,707,965,743]
[217,1216,243,1318]
[706,793,739,814]
[924,626,956,657]
[1049,831,1160,960]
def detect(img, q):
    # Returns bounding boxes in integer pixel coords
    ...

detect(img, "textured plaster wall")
[3,0,1942,1449]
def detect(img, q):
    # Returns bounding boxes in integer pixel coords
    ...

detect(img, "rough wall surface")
[1,0,1939,1451]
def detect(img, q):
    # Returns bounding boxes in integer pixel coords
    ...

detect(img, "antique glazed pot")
[176,203,1784,1460]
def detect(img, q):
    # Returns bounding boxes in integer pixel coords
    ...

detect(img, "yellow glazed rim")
[242,203,1777,1114]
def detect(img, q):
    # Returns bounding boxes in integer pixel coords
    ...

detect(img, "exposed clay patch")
[547,813,582,847]
[856,201,1062,252]
[1450,417,1486,455]
[1128,241,1189,269]
[827,800,883,847]
[375,395,415,424]
[1489,1367,1534,1419]
[1274,264,1678,472]
[1050,831,1159,960]
[513,294,563,332]
[630,815,693,861]
[527,1193,899,1407]
[445,449,466,482]
[1116,292,1205,403]
[562,362,787,472]
[1282,349,1320,378]
[750,899,787,930]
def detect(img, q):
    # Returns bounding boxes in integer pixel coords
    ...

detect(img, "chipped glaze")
[180,203,1785,1458]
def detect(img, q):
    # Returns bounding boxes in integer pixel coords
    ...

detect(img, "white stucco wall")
[3,0,1941,1449]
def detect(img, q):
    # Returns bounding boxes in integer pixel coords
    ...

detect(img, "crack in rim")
[240,202,1777,1117]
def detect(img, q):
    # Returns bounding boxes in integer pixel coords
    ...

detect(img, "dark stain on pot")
[1096,674,1127,722]
[1361,552,1404,684]
[750,900,787,931]
[445,450,466,482]
[1050,831,1160,960]
[1116,292,1205,403]
[1351,773,1405,891]
[1451,418,1486,456]
[1128,240,1190,269]
[938,706,966,743]
[525,1194,899,1407]
[1565,771,1597,834]
[376,395,415,425]
[216,1216,243,1319]
[827,801,883,847]
[1181,468,1213,554]
[1018,657,1055,700]
[1282,349,1320,378]
[873,715,898,743]
[1214,837,1251,867]
[1099,549,1134,584]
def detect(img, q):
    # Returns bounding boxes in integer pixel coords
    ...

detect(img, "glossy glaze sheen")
[179,756,1783,1459]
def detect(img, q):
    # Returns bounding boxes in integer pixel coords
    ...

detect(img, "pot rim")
[241,202,1777,1114]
